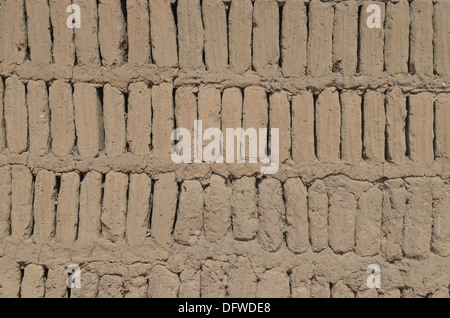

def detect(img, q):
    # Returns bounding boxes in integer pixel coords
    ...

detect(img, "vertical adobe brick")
[175,87,197,160]
[201,260,228,297]
[198,86,221,160]
[333,1,358,76]
[408,93,435,163]
[0,258,21,298]
[341,90,362,164]
[202,0,228,72]
[177,0,204,71]
[410,0,433,75]
[11,166,33,240]
[55,172,80,247]
[228,257,257,298]
[152,83,175,158]
[173,180,204,246]
[329,188,357,254]
[291,266,312,298]
[284,178,309,254]
[49,81,75,156]
[434,1,450,76]
[204,175,231,243]
[98,0,127,66]
[435,94,450,158]
[363,90,385,163]
[27,80,50,156]
[0,166,11,240]
[316,88,341,163]
[231,177,258,241]
[256,268,290,298]
[25,0,52,64]
[386,87,407,163]
[0,79,5,151]
[5,76,28,154]
[228,0,252,73]
[355,186,382,256]
[127,82,152,156]
[21,265,45,298]
[270,91,291,163]
[49,0,75,66]
[253,0,279,76]
[126,173,152,247]
[431,184,450,257]
[179,262,201,298]
[307,1,333,76]
[74,83,104,157]
[32,170,56,244]
[74,0,101,65]
[222,88,243,161]
[385,0,409,75]
[103,84,126,157]
[281,0,307,77]
[45,266,68,298]
[291,91,315,163]
[1,0,27,64]
[258,179,285,252]
[148,265,180,298]
[101,172,128,243]
[151,173,178,246]
[127,0,151,65]
[308,180,328,252]
[78,171,103,245]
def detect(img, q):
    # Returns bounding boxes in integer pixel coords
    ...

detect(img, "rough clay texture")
[0,0,449,299]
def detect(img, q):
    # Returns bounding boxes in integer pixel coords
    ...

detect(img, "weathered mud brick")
[308,180,328,252]
[381,179,408,261]
[307,0,333,76]
[355,187,382,257]
[174,87,197,161]
[25,0,52,64]
[435,94,450,158]
[45,266,68,298]
[98,275,123,298]
[403,179,433,259]
[331,281,355,298]
[70,272,99,298]
[253,0,279,76]
[98,0,127,66]
[32,170,56,244]
[151,173,178,246]
[434,1,450,76]
[49,0,75,66]
[284,178,309,254]
[270,91,291,163]
[152,83,175,159]
[222,88,243,161]
[0,258,21,298]
[0,167,11,240]
[198,86,221,161]
[363,90,385,163]
[256,268,290,298]
[179,261,201,298]
[103,84,126,157]
[127,0,151,64]
[101,172,129,243]
[228,257,257,298]
[56,172,80,247]
[202,0,227,72]
[49,81,76,156]
[231,177,258,241]
[291,265,313,298]
[243,87,268,161]
[74,0,101,65]
[228,0,253,73]
[386,87,407,163]
[329,188,357,254]
[410,0,433,75]
[21,265,45,298]
[78,172,103,245]
[148,265,180,298]
[281,0,307,77]
[291,91,315,163]
[359,1,385,74]
[258,179,285,252]
[128,82,152,156]
[1,0,27,64]
[177,0,204,71]
[333,0,358,76]
[316,88,341,163]
[4,76,28,154]
[126,173,151,247]
[0,79,5,151]
[149,0,178,67]
[385,0,409,75]
[124,277,148,298]
[204,175,231,243]
[27,81,50,156]
[201,260,228,298]
[11,166,33,240]
[173,180,203,246]
[74,84,104,157]
[408,93,435,163]
[431,184,450,257]
[341,90,362,164]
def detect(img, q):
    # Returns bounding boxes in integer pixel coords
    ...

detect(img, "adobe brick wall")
[0,0,449,298]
